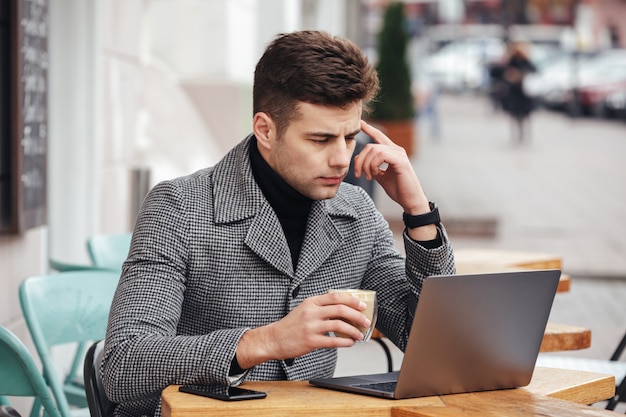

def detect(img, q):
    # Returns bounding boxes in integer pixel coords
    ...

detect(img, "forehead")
[292,101,363,132]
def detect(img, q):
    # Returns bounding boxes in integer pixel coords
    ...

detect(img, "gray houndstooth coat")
[103,135,455,417]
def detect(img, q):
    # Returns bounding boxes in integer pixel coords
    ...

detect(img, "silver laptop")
[309,269,561,399]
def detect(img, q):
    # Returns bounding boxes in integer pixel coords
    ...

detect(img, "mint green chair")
[49,234,128,403]
[45,260,113,413]
[0,326,62,417]
[19,271,120,417]
[48,259,99,273]
[86,233,132,271]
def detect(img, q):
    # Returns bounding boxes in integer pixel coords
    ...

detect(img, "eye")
[345,135,357,142]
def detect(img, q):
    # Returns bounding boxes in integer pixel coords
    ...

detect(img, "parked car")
[573,74,626,117]
[565,50,626,116]
[525,49,626,115]
[523,52,597,109]
[603,87,626,120]
[419,37,505,92]
[528,43,566,69]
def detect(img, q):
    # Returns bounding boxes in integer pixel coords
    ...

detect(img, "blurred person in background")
[413,74,441,140]
[489,41,537,143]
[102,30,455,417]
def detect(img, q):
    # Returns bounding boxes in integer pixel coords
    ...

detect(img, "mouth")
[319,175,345,186]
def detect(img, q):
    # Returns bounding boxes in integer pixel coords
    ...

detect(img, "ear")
[253,112,275,152]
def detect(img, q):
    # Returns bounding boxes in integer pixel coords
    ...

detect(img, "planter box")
[369,119,417,157]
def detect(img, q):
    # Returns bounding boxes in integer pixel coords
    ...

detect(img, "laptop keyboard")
[352,381,397,393]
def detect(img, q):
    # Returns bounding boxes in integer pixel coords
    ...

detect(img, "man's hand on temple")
[354,120,438,241]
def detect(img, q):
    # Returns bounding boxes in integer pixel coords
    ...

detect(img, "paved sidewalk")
[375,93,626,279]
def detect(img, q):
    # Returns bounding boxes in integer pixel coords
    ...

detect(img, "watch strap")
[402,202,440,229]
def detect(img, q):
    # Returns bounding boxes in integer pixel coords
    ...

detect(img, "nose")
[328,140,353,169]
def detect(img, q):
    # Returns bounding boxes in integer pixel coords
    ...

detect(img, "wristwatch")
[402,202,440,229]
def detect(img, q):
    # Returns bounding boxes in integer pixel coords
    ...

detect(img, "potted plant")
[368,2,417,156]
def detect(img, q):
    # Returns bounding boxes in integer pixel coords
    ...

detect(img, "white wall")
[47,0,99,264]
[305,0,347,37]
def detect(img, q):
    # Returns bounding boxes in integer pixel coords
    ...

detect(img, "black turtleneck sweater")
[250,139,312,269]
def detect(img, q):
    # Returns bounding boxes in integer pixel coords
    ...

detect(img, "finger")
[353,144,377,181]
[319,304,372,330]
[360,120,394,146]
[322,292,367,311]
[324,319,365,342]
[357,145,388,181]
[311,332,357,349]
[352,142,376,179]
[352,147,365,178]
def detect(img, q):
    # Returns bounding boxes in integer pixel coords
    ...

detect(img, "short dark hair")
[253,30,379,137]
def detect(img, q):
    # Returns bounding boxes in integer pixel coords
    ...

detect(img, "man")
[103,30,455,417]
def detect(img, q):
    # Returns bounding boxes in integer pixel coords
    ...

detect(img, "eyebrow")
[307,128,361,140]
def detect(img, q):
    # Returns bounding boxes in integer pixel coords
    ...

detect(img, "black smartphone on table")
[179,384,267,401]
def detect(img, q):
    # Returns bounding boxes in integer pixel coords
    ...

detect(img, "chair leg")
[29,398,41,417]
[65,341,89,386]
[609,332,626,361]
[605,377,625,411]
[372,337,393,373]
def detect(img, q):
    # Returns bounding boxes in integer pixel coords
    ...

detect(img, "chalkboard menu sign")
[0,0,48,233]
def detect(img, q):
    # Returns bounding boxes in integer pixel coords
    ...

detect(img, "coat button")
[291,285,300,298]
[285,358,294,366]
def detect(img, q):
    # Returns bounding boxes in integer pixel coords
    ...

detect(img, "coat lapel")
[212,137,294,276]
[295,196,358,281]
[244,202,294,277]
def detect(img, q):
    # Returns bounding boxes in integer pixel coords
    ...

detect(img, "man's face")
[266,101,362,201]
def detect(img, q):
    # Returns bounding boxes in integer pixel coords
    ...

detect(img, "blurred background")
[1,0,625,411]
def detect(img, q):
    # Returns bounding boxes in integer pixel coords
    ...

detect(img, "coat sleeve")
[360,197,456,352]
[404,224,456,288]
[102,180,249,404]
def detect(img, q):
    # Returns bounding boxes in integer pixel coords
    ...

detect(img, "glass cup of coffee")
[328,289,378,343]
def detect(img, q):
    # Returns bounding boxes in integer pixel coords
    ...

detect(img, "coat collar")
[212,135,358,224]
[212,135,359,277]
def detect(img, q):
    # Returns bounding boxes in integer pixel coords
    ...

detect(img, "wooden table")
[161,367,616,417]
[454,248,570,293]
[454,248,564,271]
[397,367,618,416]
[542,322,591,352]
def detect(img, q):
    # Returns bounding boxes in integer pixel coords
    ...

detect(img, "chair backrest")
[19,271,120,417]
[48,258,103,273]
[0,326,62,417]
[86,233,132,270]
[84,340,116,417]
